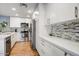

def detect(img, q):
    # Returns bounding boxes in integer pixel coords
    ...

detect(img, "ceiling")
[0,3,38,18]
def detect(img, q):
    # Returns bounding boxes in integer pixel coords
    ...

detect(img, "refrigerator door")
[31,20,36,49]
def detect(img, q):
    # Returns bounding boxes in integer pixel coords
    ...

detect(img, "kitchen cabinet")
[11,32,17,48]
[10,17,30,27]
[0,32,17,56]
[10,17,21,27]
[38,35,79,56]
[0,39,5,56]
[37,37,65,56]
[36,37,46,55]
[0,36,11,56]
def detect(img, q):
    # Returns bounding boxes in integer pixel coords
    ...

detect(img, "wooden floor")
[10,41,39,56]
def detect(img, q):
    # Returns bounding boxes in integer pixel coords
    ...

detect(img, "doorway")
[21,23,29,41]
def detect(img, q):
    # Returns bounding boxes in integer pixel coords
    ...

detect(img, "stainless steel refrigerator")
[30,20,36,49]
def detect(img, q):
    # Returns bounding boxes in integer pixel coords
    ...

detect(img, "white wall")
[45,3,79,24]
[38,3,79,37]
[39,4,48,36]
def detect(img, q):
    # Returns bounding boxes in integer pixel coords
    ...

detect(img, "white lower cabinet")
[11,33,17,48]
[0,32,17,56]
[37,38,65,56]
[0,40,5,56]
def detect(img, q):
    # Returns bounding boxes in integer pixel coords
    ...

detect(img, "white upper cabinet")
[45,3,79,24]
[10,17,21,27]
[10,17,30,27]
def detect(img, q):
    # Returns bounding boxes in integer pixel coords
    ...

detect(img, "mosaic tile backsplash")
[49,19,79,42]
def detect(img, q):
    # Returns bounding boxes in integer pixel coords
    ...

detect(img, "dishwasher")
[5,36,11,56]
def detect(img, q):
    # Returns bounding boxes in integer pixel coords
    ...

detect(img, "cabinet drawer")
[36,42,46,55]
[37,38,48,55]
[39,48,46,56]
[39,38,65,56]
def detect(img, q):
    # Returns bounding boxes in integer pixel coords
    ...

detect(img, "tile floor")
[10,41,39,56]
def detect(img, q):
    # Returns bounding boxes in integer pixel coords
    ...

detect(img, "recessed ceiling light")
[34,11,39,14]
[12,8,16,11]
[15,14,19,16]
[28,10,31,13]
[20,3,28,8]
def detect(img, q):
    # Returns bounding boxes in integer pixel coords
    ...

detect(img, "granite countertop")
[40,35,79,56]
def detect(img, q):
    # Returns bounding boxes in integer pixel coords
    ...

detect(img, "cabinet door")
[10,17,21,27]
[11,33,17,48]
[36,37,46,56]
[40,38,65,56]
[11,34,14,48]
[0,40,5,56]
[46,43,65,56]
[37,45,46,56]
